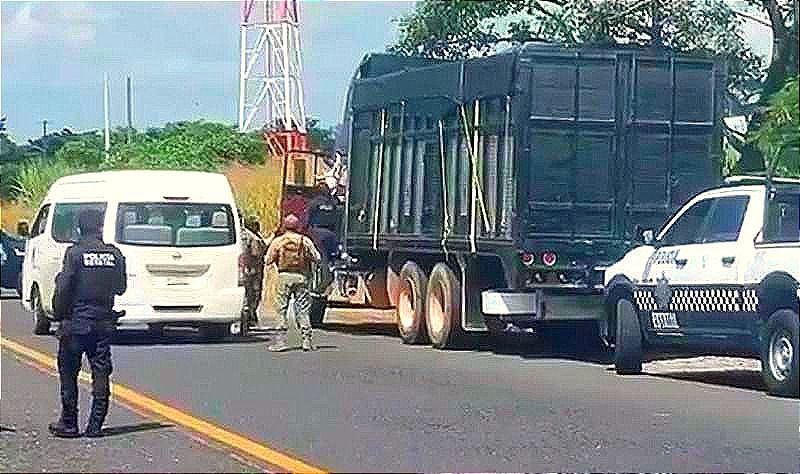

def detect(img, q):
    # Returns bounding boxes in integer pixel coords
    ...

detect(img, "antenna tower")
[238,0,307,134]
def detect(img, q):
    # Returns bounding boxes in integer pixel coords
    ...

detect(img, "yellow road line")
[1,337,327,474]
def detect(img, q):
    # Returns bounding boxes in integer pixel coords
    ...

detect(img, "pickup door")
[641,191,754,336]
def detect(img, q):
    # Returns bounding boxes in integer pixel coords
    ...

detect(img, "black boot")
[49,412,80,438]
[84,398,109,438]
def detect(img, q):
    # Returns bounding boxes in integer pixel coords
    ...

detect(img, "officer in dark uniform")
[48,209,127,438]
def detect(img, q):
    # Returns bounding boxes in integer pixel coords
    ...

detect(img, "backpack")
[276,235,310,273]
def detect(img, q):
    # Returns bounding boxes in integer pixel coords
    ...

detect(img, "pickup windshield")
[116,202,236,247]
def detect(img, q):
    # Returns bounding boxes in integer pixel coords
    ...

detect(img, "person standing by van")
[49,210,127,438]
[241,216,267,331]
[265,214,321,352]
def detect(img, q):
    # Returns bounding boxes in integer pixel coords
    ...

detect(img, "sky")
[1,1,414,140]
[1,1,773,141]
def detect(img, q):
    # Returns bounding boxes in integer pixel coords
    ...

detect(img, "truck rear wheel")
[396,261,428,344]
[614,298,642,375]
[426,263,464,350]
[761,309,799,398]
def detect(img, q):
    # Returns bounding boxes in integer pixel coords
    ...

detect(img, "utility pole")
[41,120,48,138]
[104,73,111,159]
[126,75,133,143]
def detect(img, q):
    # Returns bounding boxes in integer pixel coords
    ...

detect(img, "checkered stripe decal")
[634,286,759,313]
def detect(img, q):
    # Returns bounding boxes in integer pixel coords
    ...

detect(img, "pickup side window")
[700,195,750,243]
[659,199,713,246]
[764,191,800,243]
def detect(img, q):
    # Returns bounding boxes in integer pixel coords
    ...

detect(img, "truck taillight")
[541,251,557,267]
[238,253,245,287]
[521,252,535,266]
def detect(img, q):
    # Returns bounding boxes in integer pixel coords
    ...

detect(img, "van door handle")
[722,256,736,265]
[675,258,688,267]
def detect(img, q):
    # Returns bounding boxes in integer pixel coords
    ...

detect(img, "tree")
[751,76,799,177]
[390,0,799,174]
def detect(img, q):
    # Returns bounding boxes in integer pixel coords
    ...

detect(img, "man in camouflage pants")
[241,216,267,333]
[265,214,321,352]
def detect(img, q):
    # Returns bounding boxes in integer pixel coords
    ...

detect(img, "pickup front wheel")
[761,309,799,398]
[614,298,642,375]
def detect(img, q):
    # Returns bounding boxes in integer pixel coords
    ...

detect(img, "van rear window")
[116,203,236,247]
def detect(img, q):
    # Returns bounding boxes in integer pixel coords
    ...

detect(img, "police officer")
[265,214,321,352]
[49,209,127,438]
[240,216,267,332]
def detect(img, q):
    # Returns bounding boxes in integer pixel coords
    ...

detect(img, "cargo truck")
[323,44,726,350]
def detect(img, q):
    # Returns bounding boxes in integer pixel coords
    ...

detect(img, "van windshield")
[116,202,236,247]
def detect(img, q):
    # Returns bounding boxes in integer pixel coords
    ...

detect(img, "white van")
[21,170,245,338]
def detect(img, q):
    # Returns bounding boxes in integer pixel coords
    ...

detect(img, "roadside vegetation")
[0,120,333,234]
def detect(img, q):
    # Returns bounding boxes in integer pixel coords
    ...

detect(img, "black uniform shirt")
[54,236,127,334]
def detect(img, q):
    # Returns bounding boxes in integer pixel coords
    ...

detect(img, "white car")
[604,176,799,397]
[21,170,246,339]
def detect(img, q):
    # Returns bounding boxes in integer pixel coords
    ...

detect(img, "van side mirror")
[16,220,30,238]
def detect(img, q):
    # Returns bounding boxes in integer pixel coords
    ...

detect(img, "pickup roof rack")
[723,175,800,186]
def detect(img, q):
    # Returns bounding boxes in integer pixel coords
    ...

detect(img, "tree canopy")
[390,0,799,174]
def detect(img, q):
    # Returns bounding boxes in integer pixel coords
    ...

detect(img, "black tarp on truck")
[337,44,724,348]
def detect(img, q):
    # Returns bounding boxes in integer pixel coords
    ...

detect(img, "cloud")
[4,2,113,49]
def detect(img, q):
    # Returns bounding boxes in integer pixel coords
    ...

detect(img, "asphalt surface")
[2,297,799,472]
[0,352,257,473]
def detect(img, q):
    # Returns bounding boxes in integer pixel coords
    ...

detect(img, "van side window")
[51,203,108,243]
[30,204,51,238]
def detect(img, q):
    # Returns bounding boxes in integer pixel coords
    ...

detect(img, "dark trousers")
[57,330,113,427]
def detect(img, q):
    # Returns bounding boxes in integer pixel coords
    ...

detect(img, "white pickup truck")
[603,176,799,397]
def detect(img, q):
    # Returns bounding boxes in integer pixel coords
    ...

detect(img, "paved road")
[2,298,798,472]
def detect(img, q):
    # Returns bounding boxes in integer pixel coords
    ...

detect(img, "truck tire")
[426,263,464,350]
[396,261,428,344]
[761,309,799,398]
[614,298,642,375]
[31,287,51,336]
[366,269,391,309]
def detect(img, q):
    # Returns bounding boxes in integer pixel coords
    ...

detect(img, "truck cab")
[604,176,800,397]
